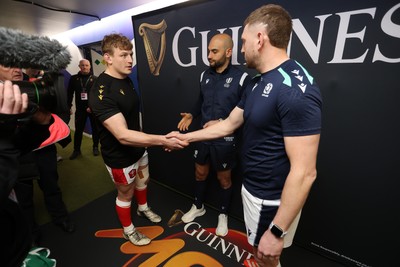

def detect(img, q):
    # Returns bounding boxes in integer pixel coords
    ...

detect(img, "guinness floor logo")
[95,210,255,266]
[138,20,167,76]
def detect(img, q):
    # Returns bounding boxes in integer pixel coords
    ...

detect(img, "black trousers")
[73,108,99,152]
[0,198,31,267]
[14,144,69,228]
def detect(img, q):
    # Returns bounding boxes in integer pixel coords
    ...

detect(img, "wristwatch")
[269,222,287,238]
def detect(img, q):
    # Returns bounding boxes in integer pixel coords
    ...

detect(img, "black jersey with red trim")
[89,72,145,168]
[237,59,322,200]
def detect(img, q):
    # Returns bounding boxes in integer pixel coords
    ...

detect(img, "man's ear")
[226,47,233,57]
[257,31,267,50]
[103,53,112,64]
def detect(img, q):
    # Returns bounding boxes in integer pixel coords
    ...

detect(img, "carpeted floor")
[36,180,343,267]
[32,132,344,266]
[33,132,115,225]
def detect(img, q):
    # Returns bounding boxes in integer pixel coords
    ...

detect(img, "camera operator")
[0,27,73,265]
[0,78,53,267]
[0,64,76,246]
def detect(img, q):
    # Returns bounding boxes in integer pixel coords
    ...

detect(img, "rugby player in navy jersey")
[177,33,251,237]
[168,4,322,267]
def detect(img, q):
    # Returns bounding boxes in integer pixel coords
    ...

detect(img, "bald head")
[210,33,234,51]
[207,33,233,73]
[79,59,91,75]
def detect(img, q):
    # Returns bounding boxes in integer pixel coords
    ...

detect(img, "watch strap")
[269,222,287,238]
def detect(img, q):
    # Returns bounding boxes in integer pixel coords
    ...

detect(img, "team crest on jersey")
[224,77,233,88]
[262,83,273,97]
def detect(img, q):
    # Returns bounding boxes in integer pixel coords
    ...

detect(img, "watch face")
[270,225,284,238]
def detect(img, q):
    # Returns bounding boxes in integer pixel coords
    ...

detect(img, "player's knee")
[217,173,232,188]
[195,170,208,180]
[219,179,232,189]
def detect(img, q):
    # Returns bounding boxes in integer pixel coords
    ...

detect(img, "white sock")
[123,223,134,234]
[138,203,148,211]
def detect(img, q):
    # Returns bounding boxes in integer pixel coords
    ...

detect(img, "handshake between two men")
[164,111,234,152]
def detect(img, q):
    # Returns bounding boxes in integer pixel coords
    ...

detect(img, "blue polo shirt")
[191,63,250,145]
[237,59,322,200]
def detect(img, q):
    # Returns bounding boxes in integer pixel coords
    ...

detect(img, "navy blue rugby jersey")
[237,59,322,200]
[195,64,250,145]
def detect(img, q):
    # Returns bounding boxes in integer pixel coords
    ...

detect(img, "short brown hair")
[101,33,133,55]
[244,4,292,49]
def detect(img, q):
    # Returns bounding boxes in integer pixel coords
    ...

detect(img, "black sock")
[220,186,233,214]
[194,180,207,209]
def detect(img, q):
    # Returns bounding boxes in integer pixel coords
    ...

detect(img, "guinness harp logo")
[139,20,167,76]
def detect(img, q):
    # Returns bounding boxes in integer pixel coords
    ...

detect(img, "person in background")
[67,59,99,160]
[177,33,250,237]
[168,4,322,267]
[89,33,187,246]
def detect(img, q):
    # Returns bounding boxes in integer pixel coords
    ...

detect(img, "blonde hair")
[101,33,133,55]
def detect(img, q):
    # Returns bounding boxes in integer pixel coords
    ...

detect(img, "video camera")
[12,72,67,114]
[0,27,72,115]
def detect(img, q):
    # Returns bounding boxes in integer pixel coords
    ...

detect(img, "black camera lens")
[12,72,68,114]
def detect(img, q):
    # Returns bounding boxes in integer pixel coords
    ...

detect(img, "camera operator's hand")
[0,80,28,115]
[0,80,51,125]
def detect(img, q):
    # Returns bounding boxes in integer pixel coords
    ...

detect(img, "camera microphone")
[0,27,71,72]
[0,27,72,115]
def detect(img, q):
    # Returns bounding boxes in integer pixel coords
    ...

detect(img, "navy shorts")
[193,142,236,171]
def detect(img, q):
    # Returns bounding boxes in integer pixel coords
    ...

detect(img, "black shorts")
[193,142,236,171]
